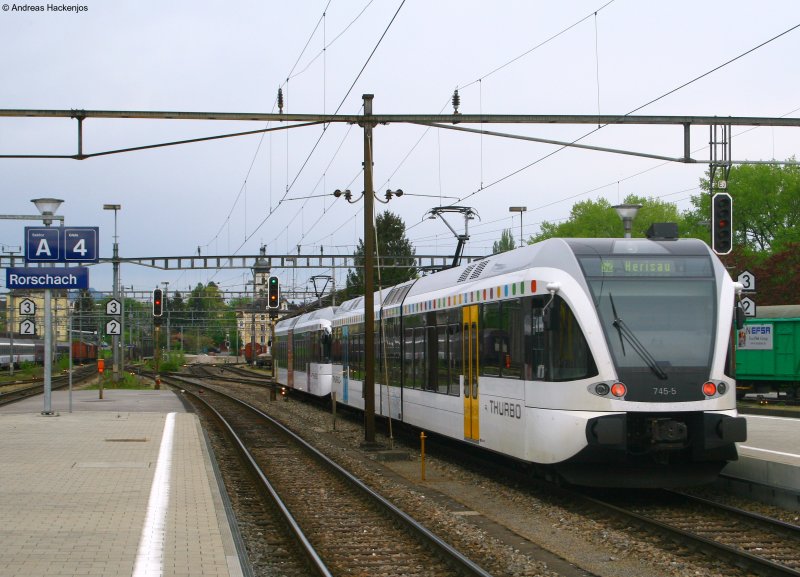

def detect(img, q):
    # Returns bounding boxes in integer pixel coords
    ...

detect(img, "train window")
[382,318,401,388]
[414,327,426,389]
[320,330,332,364]
[448,324,462,395]
[331,327,342,364]
[436,326,449,393]
[549,296,597,381]
[480,300,523,379]
[481,302,503,377]
[403,328,415,388]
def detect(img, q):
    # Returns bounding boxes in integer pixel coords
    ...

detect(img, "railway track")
[165,373,493,577]
[576,488,800,577]
[0,365,97,407]
[189,363,273,384]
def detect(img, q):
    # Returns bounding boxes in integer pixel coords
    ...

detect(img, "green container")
[736,316,800,396]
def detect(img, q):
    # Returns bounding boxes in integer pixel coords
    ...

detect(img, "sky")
[1,0,799,303]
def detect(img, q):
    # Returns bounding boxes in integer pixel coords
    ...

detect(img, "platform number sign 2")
[740,297,756,318]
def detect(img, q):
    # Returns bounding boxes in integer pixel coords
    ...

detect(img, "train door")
[342,325,349,403]
[462,305,479,442]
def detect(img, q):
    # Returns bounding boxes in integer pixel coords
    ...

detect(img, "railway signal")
[711,192,733,255]
[152,288,163,317]
[268,276,279,309]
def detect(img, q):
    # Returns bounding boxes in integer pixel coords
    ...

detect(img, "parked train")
[735,305,800,399]
[274,236,747,487]
[71,340,98,364]
[242,342,266,364]
[0,337,74,367]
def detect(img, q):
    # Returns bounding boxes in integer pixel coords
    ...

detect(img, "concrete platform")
[721,413,800,511]
[0,390,245,577]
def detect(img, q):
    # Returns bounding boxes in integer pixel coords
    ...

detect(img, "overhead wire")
[230,0,408,258]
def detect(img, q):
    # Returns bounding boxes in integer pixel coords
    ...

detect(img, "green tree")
[532,195,687,242]
[492,229,517,253]
[686,160,800,253]
[346,210,417,298]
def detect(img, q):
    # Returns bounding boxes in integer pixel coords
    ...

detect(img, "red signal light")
[152,288,163,317]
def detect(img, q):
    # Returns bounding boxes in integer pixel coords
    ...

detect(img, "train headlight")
[610,383,627,397]
[717,382,728,395]
[594,383,610,396]
[702,381,717,397]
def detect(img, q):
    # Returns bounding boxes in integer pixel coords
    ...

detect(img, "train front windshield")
[579,254,717,402]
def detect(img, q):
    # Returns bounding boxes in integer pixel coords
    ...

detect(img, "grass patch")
[84,371,154,390]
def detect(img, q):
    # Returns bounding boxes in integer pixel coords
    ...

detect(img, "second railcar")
[274,307,337,396]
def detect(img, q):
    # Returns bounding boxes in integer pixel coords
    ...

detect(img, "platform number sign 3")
[19,298,36,316]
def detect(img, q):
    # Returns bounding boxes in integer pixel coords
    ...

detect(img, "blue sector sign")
[25,226,99,263]
[64,227,99,262]
[6,267,89,290]
[25,227,61,262]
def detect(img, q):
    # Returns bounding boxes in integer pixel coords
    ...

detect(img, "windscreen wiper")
[609,294,668,380]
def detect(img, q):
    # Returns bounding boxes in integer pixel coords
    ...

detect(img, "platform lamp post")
[32,198,64,415]
[509,206,527,247]
[103,204,121,383]
[613,203,642,239]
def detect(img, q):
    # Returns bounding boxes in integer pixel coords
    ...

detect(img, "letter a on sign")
[36,238,52,257]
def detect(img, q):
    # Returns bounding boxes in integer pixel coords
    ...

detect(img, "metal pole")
[43,288,53,415]
[68,300,73,413]
[162,282,170,354]
[120,290,125,373]
[363,94,376,444]
[112,210,119,383]
[8,292,14,377]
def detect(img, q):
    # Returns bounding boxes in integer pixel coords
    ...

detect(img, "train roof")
[404,237,714,300]
[275,306,337,334]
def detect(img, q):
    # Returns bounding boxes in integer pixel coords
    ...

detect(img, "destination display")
[579,256,713,278]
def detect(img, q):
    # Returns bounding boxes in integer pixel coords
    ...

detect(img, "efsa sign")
[6,267,89,290]
[25,226,99,263]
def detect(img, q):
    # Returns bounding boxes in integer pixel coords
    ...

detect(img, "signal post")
[152,288,163,386]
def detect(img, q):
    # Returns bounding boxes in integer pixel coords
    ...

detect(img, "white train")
[273,307,336,396]
[274,236,748,487]
[0,337,45,367]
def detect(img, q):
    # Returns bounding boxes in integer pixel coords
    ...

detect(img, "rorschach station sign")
[6,267,89,290]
